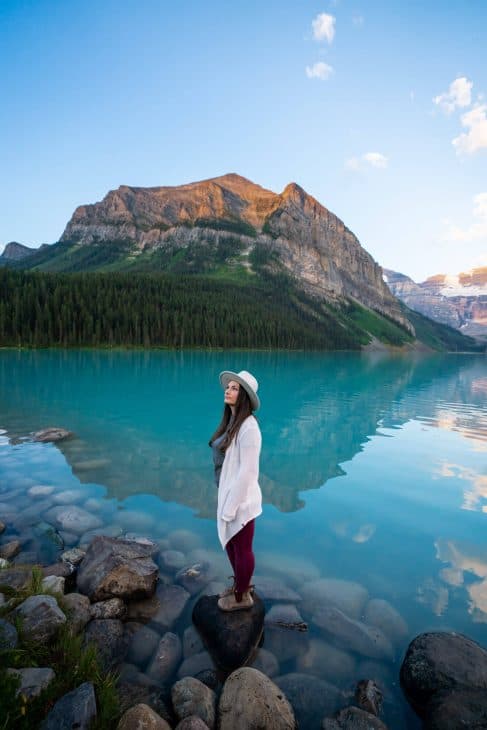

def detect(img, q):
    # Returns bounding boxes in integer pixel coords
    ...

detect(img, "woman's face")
[224,380,240,408]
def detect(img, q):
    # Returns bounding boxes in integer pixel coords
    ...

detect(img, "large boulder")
[219,667,296,729]
[300,578,368,620]
[77,536,159,601]
[423,688,487,729]
[171,677,216,728]
[14,595,66,643]
[0,618,18,649]
[127,583,190,629]
[192,594,265,672]
[62,593,91,634]
[41,681,96,729]
[400,632,487,716]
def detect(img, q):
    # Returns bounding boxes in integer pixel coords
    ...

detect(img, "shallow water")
[1,349,486,727]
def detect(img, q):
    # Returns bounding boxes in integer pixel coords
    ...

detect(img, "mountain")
[384,267,487,342]
[9,173,412,334]
[0,241,39,262]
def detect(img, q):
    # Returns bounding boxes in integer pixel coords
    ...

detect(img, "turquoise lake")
[1,349,486,727]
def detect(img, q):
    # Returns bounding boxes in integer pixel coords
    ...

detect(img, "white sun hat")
[219,370,260,411]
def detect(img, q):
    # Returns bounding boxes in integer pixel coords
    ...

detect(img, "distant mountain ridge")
[384,267,487,341]
[48,173,412,333]
[1,241,38,261]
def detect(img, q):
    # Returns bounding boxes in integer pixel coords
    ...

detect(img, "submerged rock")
[147,632,182,684]
[274,673,342,729]
[219,667,296,729]
[313,605,394,660]
[363,599,408,645]
[192,594,265,672]
[300,578,368,620]
[77,535,159,602]
[33,427,73,443]
[322,706,389,729]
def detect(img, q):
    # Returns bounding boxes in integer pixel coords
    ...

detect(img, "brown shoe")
[218,590,254,612]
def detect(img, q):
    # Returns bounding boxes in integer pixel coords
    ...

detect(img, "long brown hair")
[209,384,254,451]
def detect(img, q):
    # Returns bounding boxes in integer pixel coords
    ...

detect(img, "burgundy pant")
[225,519,255,595]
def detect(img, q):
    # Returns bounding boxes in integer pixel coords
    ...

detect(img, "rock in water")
[192,594,265,672]
[34,427,73,442]
[219,667,296,729]
[76,535,158,601]
[354,679,383,716]
[400,631,487,717]
[322,706,389,729]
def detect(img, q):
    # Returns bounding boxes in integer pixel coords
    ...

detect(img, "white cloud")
[345,152,388,171]
[363,152,388,168]
[433,76,473,114]
[452,103,487,155]
[442,192,487,243]
[312,13,336,43]
[305,62,334,81]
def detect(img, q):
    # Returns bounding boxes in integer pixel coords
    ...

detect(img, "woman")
[210,369,262,612]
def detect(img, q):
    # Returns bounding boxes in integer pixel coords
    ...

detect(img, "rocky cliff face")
[0,242,37,261]
[384,268,487,340]
[61,173,412,332]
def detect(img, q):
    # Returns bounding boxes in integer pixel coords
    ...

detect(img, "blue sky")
[1,0,486,281]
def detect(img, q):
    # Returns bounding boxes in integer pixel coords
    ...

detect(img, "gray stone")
[0,566,32,591]
[172,677,216,727]
[90,597,126,620]
[117,703,171,730]
[322,706,388,729]
[0,520,6,532]
[250,647,280,677]
[300,578,368,620]
[60,547,86,565]
[423,688,487,730]
[275,673,342,730]
[14,594,66,643]
[34,427,73,443]
[400,631,487,716]
[41,681,96,729]
[0,618,18,649]
[296,638,356,684]
[62,593,91,633]
[253,575,302,602]
[45,505,102,535]
[147,632,182,683]
[175,718,210,730]
[313,605,394,660]
[77,535,159,602]
[364,598,408,644]
[8,667,55,700]
[177,651,214,679]
[84,619,125,669]
[125,623,162,667]
[0,557,9,568]
[41,575,65,595]
[183,624,204,658]
[159,549,186,572]
[219,667,296,729]
[0,540,21,560]
[175,562,214,595]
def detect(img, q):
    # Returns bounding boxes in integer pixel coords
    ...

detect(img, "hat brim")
[219,371,260,412]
